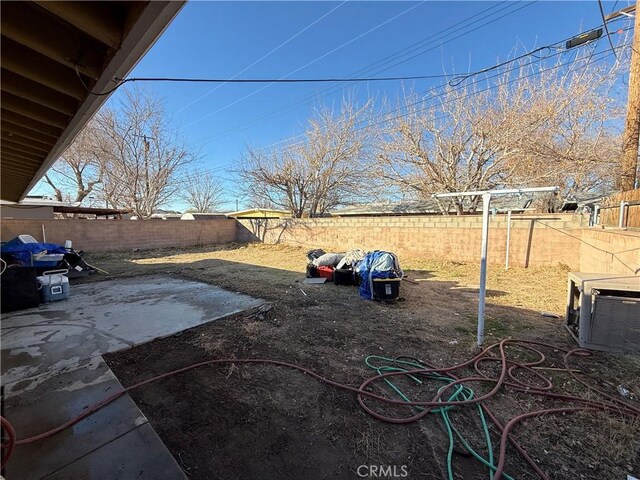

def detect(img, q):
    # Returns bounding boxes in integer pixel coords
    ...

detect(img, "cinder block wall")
[579,229,640,275]
[0,218,237,251]
[237,214,589,269]
[3,216,638,275]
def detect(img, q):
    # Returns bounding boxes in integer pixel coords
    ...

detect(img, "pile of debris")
[305,248,404,301]
[0,234,97,313]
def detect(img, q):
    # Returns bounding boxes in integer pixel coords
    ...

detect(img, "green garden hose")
[364,355,515,480]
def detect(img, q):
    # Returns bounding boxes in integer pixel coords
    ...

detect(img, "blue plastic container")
[37,272,70,303]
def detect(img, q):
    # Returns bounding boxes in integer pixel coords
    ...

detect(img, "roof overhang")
[1,1,185,202]
[54,205,130,216]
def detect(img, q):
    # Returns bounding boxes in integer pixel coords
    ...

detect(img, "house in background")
[181,212,228,220]
[0,196,127,219]
[0,196,67,219]
[331,196,536,217]
[226,208,291,219]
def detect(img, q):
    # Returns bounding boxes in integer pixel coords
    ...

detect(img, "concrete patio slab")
[1,275,263,384]
[2,356,186,480]
[43,423,186,480]
[1,275,263,480]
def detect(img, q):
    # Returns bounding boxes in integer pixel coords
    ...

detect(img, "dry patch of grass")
[403,257,570,314]
[87,242,570,315]
[131,243,307,272]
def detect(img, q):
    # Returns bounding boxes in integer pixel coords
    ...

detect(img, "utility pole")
[609,5,639,190]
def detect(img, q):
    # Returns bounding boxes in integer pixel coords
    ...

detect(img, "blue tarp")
[357,251,403,300]
[1,238,66,266]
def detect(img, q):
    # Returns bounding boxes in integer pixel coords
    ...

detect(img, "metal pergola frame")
[433,186,559,348]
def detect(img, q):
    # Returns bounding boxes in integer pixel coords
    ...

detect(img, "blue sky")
[33,0,633,210]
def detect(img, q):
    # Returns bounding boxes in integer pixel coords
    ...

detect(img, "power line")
[225,22,630,151]
[598,0,618,59]
[198,10,632,150]
[179,1,428,129]
[174,1,349,114]
[54,42,629,213]
[255,42,576,154]
[115,72,462,86]
[239,29,630,158]
[349,45,627,143]
[183,42,630,181]
[83,1,426,98]
[199,40,628,176]
[189,1,536,146]
[78,15,632,186]
[199,2,627,150]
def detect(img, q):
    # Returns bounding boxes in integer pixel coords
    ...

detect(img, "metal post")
[619,201,627,228]
[593,205,600,226]
[505,210,512,270]
[477,192,492,349]
[432,186,558,350]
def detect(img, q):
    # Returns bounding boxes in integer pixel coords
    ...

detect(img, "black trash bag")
[306,264,319,278]
[306,249,326,262]
[59,250,95,278]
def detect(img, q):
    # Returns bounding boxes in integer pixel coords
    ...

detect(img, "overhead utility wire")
[259,44,627,162]
[190,1,535,146]
[84,15,628,183]
[231,25,629,157]
[82,3,523,105]
[175,0,349,114]
[368,44,627,137]
[179,1,427,128]
[368,2,537,82]
[598,0,619,59]
[115,72,461,85]
[185,1,520,133]
[186,40,627,179]
[184,42,628,180]
[213,11,628,149]
[196,2,630,149]
[230,50,573,156]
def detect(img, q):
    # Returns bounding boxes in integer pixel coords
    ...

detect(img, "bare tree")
[181,172,224,213]
[44,118,107,205]
[376,87,509,214]
[240,147,308,217]
[501,57,625,200]
[376,41,628,214]
[239,101,373,217]
[97,88,195,218]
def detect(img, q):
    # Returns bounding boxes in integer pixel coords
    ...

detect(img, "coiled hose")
[1,339,638,479]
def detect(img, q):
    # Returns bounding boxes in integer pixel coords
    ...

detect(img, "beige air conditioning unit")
[565,273,640,352]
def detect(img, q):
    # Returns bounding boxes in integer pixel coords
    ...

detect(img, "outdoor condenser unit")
[565,272,640,352]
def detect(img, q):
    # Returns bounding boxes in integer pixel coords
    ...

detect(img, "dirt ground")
[91,243,639,480]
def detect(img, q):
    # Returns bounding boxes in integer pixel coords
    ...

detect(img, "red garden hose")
[1,339,638,479]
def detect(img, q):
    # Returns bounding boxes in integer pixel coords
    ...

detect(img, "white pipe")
[430,185,559,349]
[619,201,627,228]
[41,224,46,243]
[477,192,492,349]
[433,186,558,198]
[505,210,512,270]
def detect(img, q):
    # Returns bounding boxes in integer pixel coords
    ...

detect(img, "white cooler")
[37,270,70,303]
